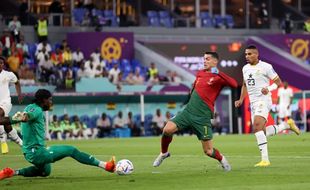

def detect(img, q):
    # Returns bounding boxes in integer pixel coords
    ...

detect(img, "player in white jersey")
[0,56,23,154]
[277,81,293,121]
[235,45,300,167]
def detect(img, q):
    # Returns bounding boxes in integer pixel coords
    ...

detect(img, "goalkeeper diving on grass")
[0,89,116,180]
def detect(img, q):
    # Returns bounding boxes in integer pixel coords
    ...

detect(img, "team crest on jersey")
[29,108,35,112]
[207,77,215,85]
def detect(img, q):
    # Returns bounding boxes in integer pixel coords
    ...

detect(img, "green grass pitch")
[1,133,310,190]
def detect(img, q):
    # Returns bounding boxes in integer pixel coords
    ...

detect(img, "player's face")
[204,54,217,70]
[42,97,53,111]
[245,49,259,65]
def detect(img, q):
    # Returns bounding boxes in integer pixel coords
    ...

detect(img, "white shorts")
[250,100,272,123]
[278,104,292,119]
[0,101,12,116]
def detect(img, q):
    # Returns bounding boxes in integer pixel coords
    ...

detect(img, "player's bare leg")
[201,140,231,171]
[0,108,23,149]
[253,116,270,167]
[153,121,177,167]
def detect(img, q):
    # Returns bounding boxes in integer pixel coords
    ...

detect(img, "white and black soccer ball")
[115,159,134,175]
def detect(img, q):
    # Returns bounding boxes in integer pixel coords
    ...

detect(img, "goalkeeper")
[0,89,116,180]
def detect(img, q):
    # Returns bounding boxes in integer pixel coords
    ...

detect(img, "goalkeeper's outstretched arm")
[0,112,28,125]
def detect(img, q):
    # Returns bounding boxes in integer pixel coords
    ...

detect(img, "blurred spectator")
[125,71,135,85]
[132,69,144,84]
[51,48,63,66]
[36,47,54,82]
[62,47,73,66]
[18,64,35,85]
[7,51,21,73]
[171,71,182,83]
[127,112,141,136]
[146,62,158,81]
[35,16,48,43]
[36,41,52,55]
[49,0,63,26]
[96,113,112,138]
[49,115,63,140]
[160,70,173,83]
[113,111,127,128]
[211,112,224,135]
[59,39,68,51]
[94,65,103,78]
[8,16,22,43]
[0,30,14,57]
[108,64,121,84]
[148,73,160,85]
[281,13,293,34]
[258,2,269,28]
[304,18,310,33]
[65,68,74,89]
[71,115,88,139]
[77,62,92,79]
[61,114,73,139]
[19,0,29,25]
[152,109,165,136]
[16,39,29,61]
[72,47,84,67]
[90,48,101,66]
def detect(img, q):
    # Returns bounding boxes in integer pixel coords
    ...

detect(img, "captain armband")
[267,83,278,92]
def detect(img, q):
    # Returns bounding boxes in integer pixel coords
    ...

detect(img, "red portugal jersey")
[193,70,238,112]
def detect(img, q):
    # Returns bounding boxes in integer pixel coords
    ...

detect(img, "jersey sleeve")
[8,72,18,83]
[25,107,41,121]
[266,64,278,80]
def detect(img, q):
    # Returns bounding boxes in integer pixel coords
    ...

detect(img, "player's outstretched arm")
[0,112,28,125]
[235,81,247,108]
[218,71,238,88]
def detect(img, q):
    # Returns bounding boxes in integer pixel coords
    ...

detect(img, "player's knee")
[41,166,51,177]
[204,149,213,157]
[162,122,177,135]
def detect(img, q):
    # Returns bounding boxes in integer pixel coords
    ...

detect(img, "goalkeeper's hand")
[12,111,28,122]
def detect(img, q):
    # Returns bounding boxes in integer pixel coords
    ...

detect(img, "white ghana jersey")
[277,87,293,106]
[0,70,18,103]
[242,60,278,103]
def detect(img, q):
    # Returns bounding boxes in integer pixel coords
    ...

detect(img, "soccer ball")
[115,159,134,175]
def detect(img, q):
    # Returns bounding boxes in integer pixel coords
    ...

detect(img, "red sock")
[161,135,172,153]
[210,148,223,161]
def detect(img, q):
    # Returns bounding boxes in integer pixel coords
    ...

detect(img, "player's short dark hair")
[0,56,6,63]
[245,45,257,50]
[205,51,219,60]
[33,89,52,104]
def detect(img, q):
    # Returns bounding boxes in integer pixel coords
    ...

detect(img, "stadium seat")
[90,115,99,129]
[213,15,225,28]
[147,11,160,27]
[158,11,173,28]
[224,14,235,28]
[80,115,91,128]
[200,11,213,28]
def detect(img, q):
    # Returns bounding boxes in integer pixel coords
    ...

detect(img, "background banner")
[67,32,134,62]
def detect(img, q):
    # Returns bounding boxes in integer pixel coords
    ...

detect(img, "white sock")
[255,131,269,162]
[0,125,7,143]
[266,123,289,137]
[8,128,23,146]
[98,161,106,169]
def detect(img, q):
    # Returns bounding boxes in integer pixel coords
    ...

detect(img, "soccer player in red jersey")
[153,52,238,171]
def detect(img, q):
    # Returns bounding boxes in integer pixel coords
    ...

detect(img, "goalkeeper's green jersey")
[21,103,46,155]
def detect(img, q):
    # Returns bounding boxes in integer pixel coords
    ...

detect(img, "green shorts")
[171,109,213,141]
